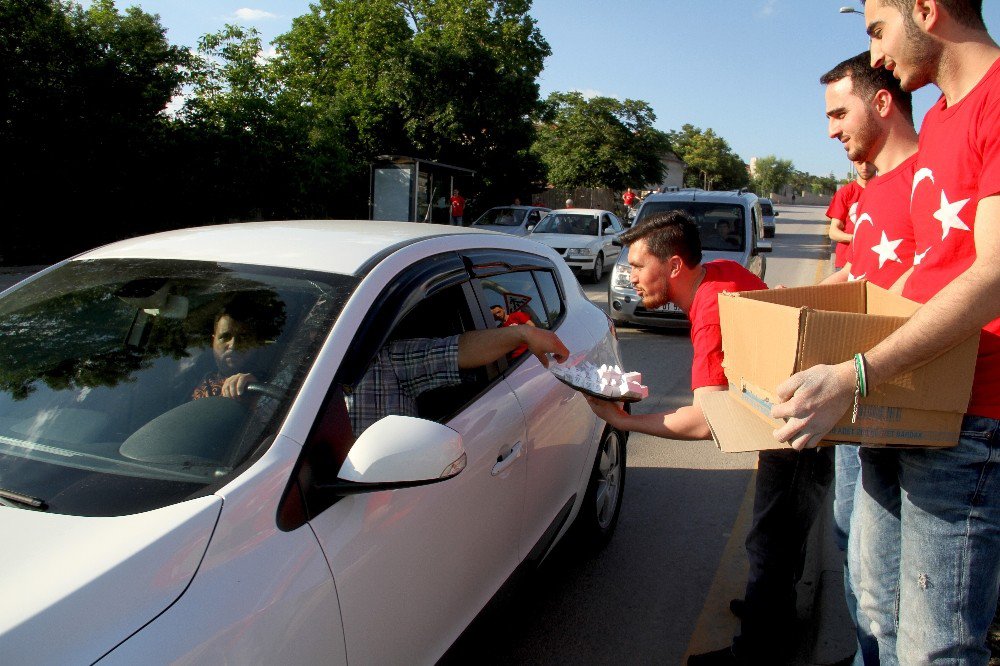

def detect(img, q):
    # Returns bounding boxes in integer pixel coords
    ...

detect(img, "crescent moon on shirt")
[854,213,874,232]
[911,168,934,199]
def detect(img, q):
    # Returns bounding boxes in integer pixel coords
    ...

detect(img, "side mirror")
[757,240,773,253]
[611,237,623,247]
[336,415,466,487]
[774,212,780,217]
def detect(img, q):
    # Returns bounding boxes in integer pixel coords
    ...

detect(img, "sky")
[85,0,1000,180]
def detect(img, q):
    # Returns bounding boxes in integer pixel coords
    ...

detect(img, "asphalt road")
[442,204,840,665]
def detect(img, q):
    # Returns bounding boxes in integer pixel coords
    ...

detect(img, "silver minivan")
[607,190,771,328]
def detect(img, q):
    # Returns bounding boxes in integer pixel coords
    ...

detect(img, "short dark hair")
[820,51,914,124]
[619,210,702,268]
[861,0,984,29]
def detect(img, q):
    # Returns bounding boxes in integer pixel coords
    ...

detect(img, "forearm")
[606,404,711,441]
[828,219,852,243]
[866,261,1000,388]
[457,327,525,368]
[887,266,913,294]
[820,266,850,285]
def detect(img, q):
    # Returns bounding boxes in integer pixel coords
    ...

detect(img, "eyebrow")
[826,106,847,118]
[866,19,882,37]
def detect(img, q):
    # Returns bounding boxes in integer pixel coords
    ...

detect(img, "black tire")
[574,426,627,549]
[589,253,604,284]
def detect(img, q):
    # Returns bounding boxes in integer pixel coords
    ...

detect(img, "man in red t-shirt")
[773,2,1000,661]
[827,161,876,269]
[491,304,534,358]
[815,50,917,664]
[586,211,829,663]
[449,189,466,226]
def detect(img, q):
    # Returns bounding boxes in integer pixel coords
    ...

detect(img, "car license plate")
[653,302,681,313]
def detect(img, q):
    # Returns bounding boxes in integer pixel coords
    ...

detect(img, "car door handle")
[491,441,523,477]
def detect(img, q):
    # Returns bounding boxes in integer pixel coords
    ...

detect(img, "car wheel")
[589,253,604,284]
[575,426,626,548]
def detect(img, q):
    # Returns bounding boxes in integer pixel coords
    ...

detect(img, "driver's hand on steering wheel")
[221,372,258,399]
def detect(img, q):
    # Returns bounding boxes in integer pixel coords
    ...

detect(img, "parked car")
[469,205,551,236]
[0,220,628,665]
[608,190,771,327]
[528,208,625,283]
[759,197,778,238]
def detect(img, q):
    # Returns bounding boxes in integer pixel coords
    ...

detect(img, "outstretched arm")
[829,217,853,243]
[457,326,568,369]
[585,385,725,441]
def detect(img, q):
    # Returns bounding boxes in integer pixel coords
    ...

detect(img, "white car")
[528,208,625,283]
[0,220,627,664]
[469,205,551,236]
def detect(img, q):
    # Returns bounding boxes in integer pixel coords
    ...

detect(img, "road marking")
[682,466,757,658]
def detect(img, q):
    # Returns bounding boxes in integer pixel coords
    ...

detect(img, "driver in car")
[191,302,278,401]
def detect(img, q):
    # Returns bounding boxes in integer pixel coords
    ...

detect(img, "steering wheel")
[245,382,285,400]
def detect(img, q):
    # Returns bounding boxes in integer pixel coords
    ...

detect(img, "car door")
[300,254,528,664]
[604,213,624,262]
[465,251,602,560]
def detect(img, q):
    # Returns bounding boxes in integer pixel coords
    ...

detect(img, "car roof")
[548,208,610,215]
[759,197,773,204]
[642,190,758,206]
[482,205,549,211]
[76,220,501,276]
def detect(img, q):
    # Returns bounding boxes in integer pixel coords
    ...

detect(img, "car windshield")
[0,259,357,516]
[635,202,746,252]
[473,208,528,227]
[760,202,774,216]
[533,213,599,236]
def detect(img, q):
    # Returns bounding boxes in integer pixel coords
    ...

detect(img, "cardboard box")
[700,281,979,452]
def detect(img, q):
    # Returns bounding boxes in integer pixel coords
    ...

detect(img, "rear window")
[760,202,774,216]
[635,201,746,252]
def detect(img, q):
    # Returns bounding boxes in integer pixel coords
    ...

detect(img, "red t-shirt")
[623,191,636,207]
[450,195,465,217]
[905,56,1000,418]
[827,181,865,268]
[688,260,768,390]
[502,310,531,357]
[846,154,917,289]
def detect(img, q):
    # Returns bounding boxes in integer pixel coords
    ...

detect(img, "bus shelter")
[369,155,476,224]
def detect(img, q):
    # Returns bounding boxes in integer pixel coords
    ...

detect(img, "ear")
[913,0,938,31]
[872,88,893,118]
[669,256,684,278]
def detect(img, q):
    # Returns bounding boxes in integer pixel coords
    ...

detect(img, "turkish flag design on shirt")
[827,181,865,269]
[846,154,917,289]
[905,57,1000,418]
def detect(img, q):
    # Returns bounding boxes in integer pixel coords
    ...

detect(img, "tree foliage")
[751,155,795,197]
[532,92,670,192]
[666,124,748,191]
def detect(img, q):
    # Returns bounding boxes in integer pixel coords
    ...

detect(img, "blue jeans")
[851,414,1000,664]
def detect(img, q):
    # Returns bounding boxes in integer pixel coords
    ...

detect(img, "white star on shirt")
[871,231,903,269]
[934,191,971,240]
[848,272,866,282]
[914,248,930,265]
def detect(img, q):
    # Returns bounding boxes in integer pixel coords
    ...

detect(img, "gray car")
[607,190,771,328]
[759,197,778,238]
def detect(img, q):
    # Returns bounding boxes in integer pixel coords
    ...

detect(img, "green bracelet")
[854,353,868,398]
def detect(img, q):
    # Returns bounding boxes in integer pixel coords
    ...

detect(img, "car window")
[527,210,541,223]
[0,259,355,516]
[532,270,565,327]
[533,213,599,236]
[609,214,624,233]
[636,201,746,252]
[760,201,774,216]
[473,207,526,227]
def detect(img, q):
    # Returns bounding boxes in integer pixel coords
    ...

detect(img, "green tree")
[752,155,795,197]
[1,0,189,261]
[667,124,748,190]
[532,92,670,191]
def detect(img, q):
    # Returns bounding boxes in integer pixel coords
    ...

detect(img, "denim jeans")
[851,414,1000,664]
[735,446,834,656]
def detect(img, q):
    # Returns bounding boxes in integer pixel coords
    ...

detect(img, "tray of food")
[548,361,648,403]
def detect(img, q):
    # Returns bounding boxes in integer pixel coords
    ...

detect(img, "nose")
[828,117,841,140]
[869,42,885,69]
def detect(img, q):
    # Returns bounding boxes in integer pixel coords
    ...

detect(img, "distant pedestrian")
[565,198,575,208]
[450,189,466,226]
[827,161,875,269]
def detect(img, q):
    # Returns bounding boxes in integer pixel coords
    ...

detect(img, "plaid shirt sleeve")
[385,335,462,399]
